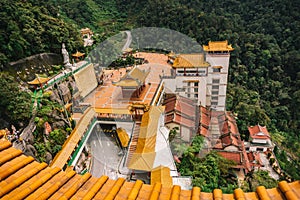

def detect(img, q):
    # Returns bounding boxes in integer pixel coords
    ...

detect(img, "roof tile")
[70,176,99,200]
[0,128,299,200]
[104,178,126,200]
[0,139,12,151]
[27,170,76,199]
[127,180,143,200]
[94,179,116,199]
[0,147,22,165]
[0,162,47,198]
[213,189,222,200]
[0,155,34,181]
[2,167,61,200]
[136,184,153,200]
[256,186,271,200]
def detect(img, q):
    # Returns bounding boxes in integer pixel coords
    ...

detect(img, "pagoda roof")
[163,94,196,128]
[27,75,49,85]
[248,124,270,139]
[172,54,210,68]
[113,66,150,87]
[72,51,85,57]
[203,40,234,52]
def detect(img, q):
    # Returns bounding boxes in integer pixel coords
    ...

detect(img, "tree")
[177,150,237,193]
[0,72,31,128]
[244,170,278,192]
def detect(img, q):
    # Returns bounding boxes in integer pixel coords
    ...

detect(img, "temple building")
[162,94,198,143]
[246,124,273,152]
[113,66,150,99]
[163,40,234,111]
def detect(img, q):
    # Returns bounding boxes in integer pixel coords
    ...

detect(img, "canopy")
[116,128,130,148]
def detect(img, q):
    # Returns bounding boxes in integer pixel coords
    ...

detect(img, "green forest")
[0,0,299,190]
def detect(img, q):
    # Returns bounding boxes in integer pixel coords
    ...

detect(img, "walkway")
[259,152,280,180]
[50,107,96,169]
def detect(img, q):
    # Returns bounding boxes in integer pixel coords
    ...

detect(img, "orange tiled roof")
[217,151,242,165]
[0,138,300,199]
[163,95,196,128]
[219,112,239,135]
[248,124,270,139]
[198,106,211,137]
[214,133,241,150]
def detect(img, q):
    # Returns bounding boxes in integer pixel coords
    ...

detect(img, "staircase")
[208,116,221,147]
[126,123,141,166]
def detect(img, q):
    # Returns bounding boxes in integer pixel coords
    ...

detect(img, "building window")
[212,79,220,84]
[213,68,221,73]
[211,101,218,105]
[211,96,218,101]
[257,148,264,152]
[194,82,199,87]
[212,85,219,90]
[212,91,218,95]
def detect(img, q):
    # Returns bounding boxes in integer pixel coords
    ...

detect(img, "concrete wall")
[74,63,98,98]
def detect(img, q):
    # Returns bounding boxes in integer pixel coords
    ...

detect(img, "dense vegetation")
[175,136,237,193]
[242,170,278,191]
[0,0,83,66]
[32,91,72,163]
[0,0,299,185]
[0,73,31,128]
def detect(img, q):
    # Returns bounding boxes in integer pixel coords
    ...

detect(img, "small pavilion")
[27,74,50,89]
[113,66,150,99]
[72,51,85,62]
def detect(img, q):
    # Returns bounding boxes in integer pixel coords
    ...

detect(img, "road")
[122,31,132,52]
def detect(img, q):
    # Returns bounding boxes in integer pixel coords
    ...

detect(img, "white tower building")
[163,41,234,111]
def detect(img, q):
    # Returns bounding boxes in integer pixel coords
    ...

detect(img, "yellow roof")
[27,76,50,85]
[72,51,85,57]
[151,165,173,188]
[0,137,299,199]
[203,40,234,52]
[113,79,141,87]
[172,54,210,68]
[94,107,131,114]
[116,128,130,148]
[128,106,165,171]
[113,66,150,87]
